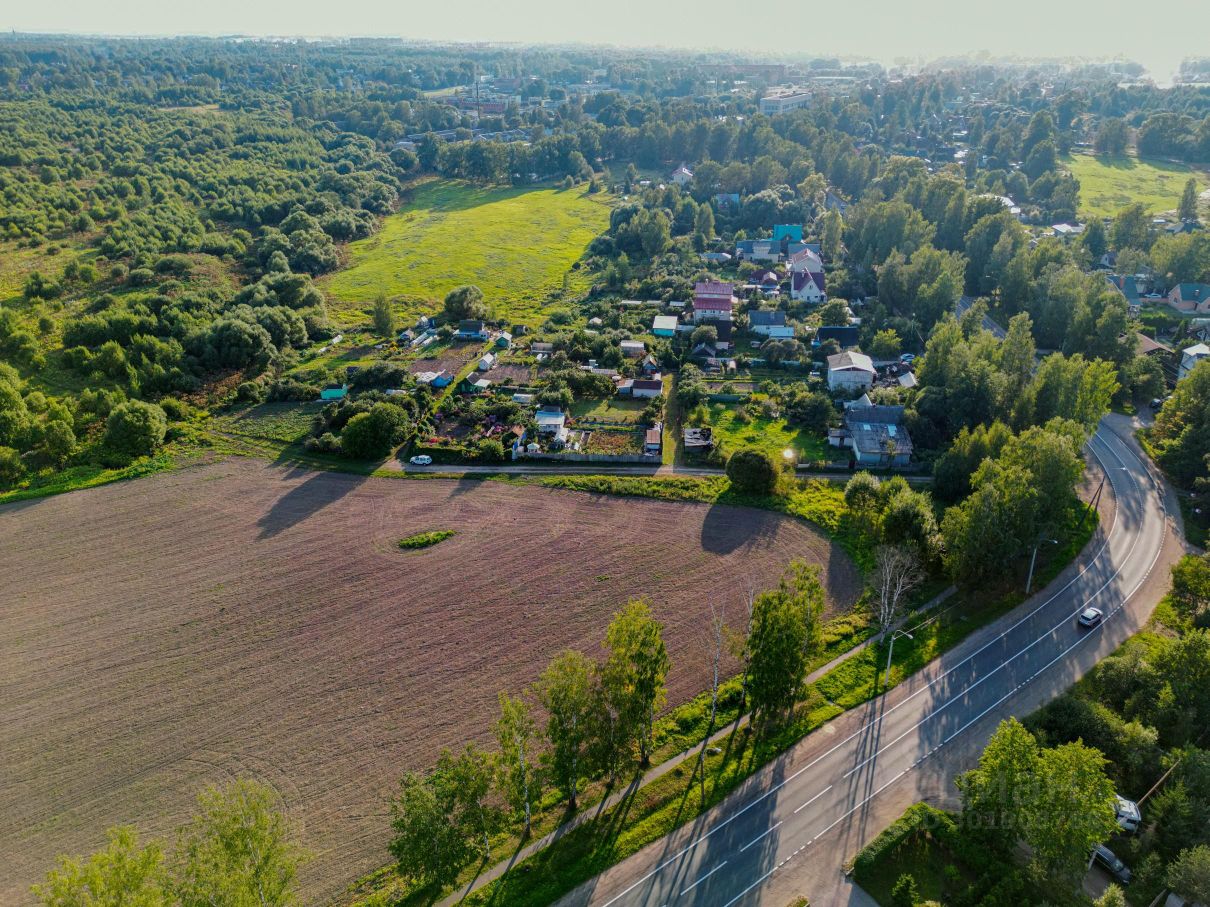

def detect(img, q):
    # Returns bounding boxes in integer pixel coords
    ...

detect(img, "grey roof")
[749,310,787,327]
[816,325,860,346]
[849,420,913,458]
[844,405,905,426]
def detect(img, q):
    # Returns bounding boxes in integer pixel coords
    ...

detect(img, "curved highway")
[558,415,1183,907]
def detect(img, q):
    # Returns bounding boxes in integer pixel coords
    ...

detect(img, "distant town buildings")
[759,87,813,116]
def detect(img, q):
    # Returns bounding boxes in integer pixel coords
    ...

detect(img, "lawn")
[319,180,611,328]
[211,401,324,445]
[570,396,649,424]
[701,401,830,464]
[1064,152,1207,220]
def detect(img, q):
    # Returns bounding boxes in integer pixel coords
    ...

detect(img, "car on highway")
[409,455,433,466]
[1115,795,1141,833]
[1092,844,1133,884]
[1078,606,1104,628]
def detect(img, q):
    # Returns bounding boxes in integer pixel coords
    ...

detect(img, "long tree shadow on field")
[256,468,369,539]
[699,500,783,556]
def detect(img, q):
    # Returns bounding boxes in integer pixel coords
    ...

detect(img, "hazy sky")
[6,0,1209,84]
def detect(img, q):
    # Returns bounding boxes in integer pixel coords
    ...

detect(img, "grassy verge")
[536,473,872,568]
[1137,429,1206,549]
[398,530,456,550]
[0,452,175,506]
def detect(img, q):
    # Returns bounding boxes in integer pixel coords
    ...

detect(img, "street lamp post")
[884,628,913,691]
[1025,537,1059,595]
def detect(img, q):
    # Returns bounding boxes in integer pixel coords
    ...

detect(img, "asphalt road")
[557,415,1183,907]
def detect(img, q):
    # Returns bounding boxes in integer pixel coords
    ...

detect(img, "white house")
[535,408,568,441]
[478,352,496,371]
[827,351,876,392]
[692,281,735,324]
[632,378,664,398]
[1179,343,1210,379]
[735,239,782,263]
[619,339,647,358]
[671,165,693,186]
[788,247,823,274]
[791,270,826,303]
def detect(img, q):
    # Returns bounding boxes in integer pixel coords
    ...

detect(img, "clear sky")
[6,0,1209,85]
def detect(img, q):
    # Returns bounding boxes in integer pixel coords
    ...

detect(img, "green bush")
[0,445,24,486]
[398,530,456,550]
[104,400,167,458]
[475,438,507,463]
[340,403,409,459]
[891,873,919,907]
[725,448,779,495]
[852,804,955,879]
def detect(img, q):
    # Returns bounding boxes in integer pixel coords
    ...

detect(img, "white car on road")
[1077,606,1104,628]
[409,455,433,466]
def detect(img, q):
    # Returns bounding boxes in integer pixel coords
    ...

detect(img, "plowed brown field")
[0,459,859,903]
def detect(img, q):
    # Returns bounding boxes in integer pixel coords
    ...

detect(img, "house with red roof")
[692,281,736,324]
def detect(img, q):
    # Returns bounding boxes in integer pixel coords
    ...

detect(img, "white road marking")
[599,425,1165,907]
[721,864,779,907]
[739,821,782,852]
[792,784,834,814]
[679,860,727,895]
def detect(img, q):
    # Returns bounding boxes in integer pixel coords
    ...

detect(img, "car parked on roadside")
[1092,844,1132,884]
[409,455,433,466]
[1078,606,1104,628]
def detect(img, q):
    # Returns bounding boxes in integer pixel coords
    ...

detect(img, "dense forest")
[0,35,1207,493]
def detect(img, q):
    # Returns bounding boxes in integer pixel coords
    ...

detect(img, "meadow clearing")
[319,180,611,328]
[0,458,860,904]
[1064,152,1207,219]
[696,400,832,464]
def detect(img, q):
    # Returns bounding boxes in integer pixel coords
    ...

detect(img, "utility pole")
[1025,537,1059,595]
[1080,477,1105,528]
[884,628,913,691]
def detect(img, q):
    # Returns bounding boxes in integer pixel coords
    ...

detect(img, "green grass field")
[702,402,830,464]
[210,402,323,445]
[320,181,611,328]
[570,396,648,424]
[1064,152,1206,219]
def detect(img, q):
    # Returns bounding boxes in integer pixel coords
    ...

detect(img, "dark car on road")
[1093,844,1132,884]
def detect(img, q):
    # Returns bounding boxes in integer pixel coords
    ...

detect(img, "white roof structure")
[827,351,875,374]
[535,410,567,433]
[653,315,678,332]
[1183,343,1210,357]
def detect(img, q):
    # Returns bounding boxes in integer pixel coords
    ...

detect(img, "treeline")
[389,566,827,896]
[0,97,400,264]
[0,249,340,487]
